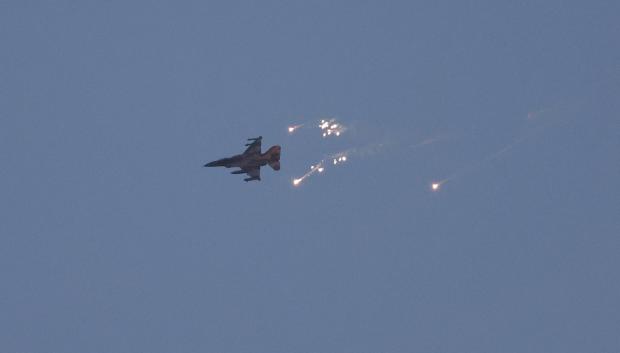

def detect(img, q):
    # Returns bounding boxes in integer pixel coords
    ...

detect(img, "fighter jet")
[204,136,281,182]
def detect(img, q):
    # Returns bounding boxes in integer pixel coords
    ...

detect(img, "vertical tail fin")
[264,145,281,171]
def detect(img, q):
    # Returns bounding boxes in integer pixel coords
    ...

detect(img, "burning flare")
[319,118,346,138]
[288,124,304,134]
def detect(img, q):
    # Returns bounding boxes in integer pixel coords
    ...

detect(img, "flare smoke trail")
[287,117,347,138]
[292,161,326,186]
[431,119,556,191]
[288,124,304,134]
[293,136,441,187]
[527,108,550,120]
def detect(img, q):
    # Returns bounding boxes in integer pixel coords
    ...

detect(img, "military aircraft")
[204,136,281,182]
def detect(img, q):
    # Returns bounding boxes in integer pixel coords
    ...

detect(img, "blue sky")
[1,1,619,352]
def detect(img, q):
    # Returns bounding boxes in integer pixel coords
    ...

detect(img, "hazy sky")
[1,1,619,352]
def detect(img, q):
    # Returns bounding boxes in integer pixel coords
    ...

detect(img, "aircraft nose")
[204,161,217,167]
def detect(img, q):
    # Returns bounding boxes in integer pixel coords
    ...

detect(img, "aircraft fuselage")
[205,145,281,169]
[206,153,269,169]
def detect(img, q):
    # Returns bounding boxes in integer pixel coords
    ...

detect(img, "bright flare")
[288,124,304,134]
[293,161,326,187]
[318,118,346,138]
[431,182,441,191]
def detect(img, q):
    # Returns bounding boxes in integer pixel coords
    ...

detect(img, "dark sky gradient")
[1,1,619,352]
